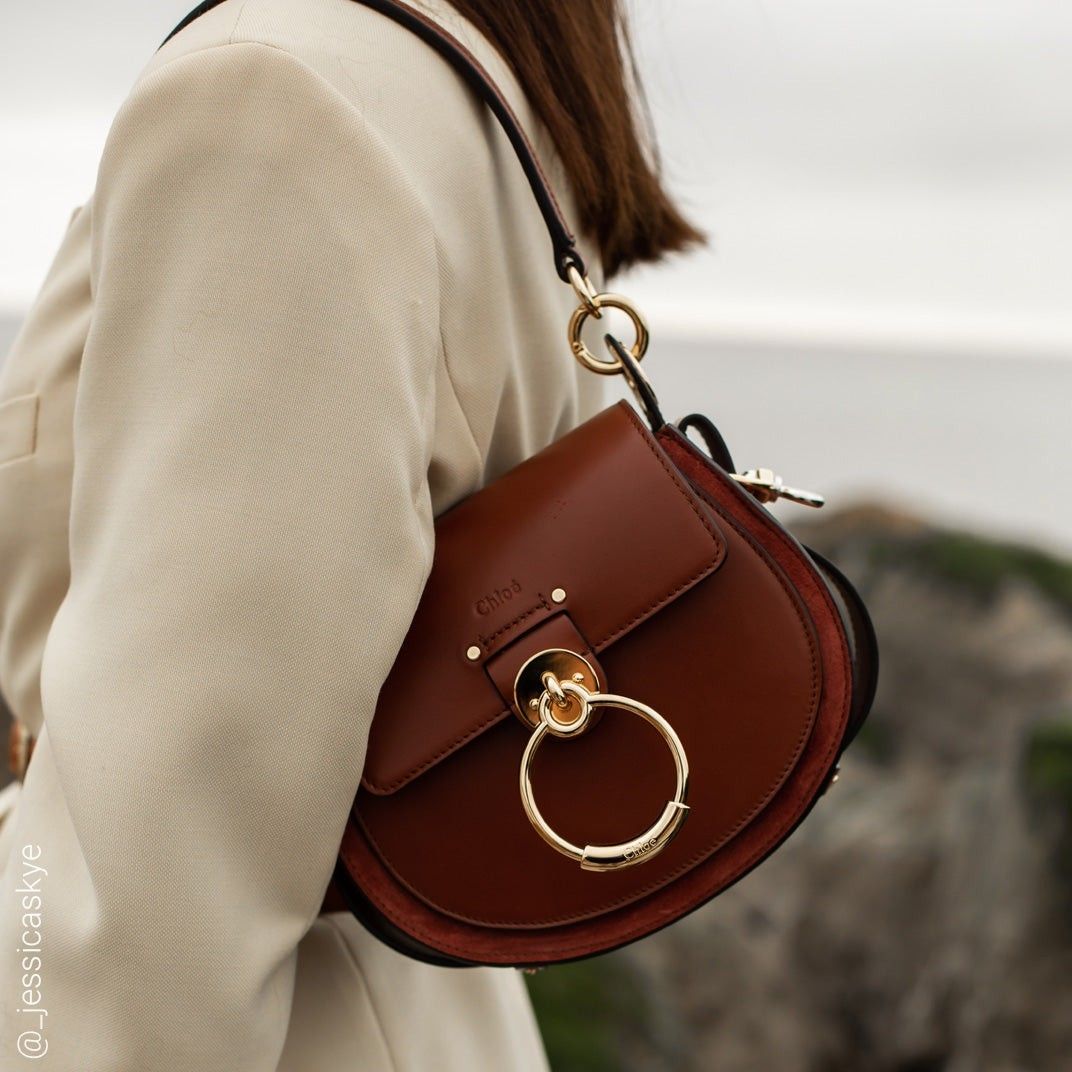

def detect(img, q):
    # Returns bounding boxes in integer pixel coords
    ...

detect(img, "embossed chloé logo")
[623,837,659,861]
[475,579,523,616]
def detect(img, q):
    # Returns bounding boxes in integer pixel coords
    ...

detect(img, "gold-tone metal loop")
[514,651,690,872]
[568,294,650,376]
[514,649,601,729]
[566,265,602,317]
[542,670,569,708]
[537,680,594,737]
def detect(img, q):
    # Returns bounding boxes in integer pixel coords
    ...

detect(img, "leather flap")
[360,402,726,794]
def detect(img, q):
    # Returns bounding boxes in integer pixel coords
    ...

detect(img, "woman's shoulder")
[137,0,538,169]
[123,0,579,263]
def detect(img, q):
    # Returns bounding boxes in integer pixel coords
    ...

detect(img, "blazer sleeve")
[0,43,440,1070]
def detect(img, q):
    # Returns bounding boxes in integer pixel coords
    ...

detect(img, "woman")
[0,0,700,1068]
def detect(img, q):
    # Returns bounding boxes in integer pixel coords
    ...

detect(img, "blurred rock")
[5,501,1070,1067]
[530,506,1072,1072]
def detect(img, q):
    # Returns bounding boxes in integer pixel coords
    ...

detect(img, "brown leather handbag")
[165,0,879,968]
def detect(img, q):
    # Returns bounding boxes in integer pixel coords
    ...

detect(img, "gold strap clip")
[730,468,825,508]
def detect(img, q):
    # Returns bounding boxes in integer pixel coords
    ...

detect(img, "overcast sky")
[2,0,1071,354]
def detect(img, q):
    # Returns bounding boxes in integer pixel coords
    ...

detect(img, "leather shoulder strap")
[159,0,586,280]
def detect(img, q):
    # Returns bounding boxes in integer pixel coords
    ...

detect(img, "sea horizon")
[4,312,1069,556]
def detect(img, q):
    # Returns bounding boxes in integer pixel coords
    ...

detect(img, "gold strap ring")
[517,673,690,872]
[568,293,650,376]
[541,669,570,709]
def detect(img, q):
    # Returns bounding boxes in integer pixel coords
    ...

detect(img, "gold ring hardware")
[566,265,601,316]
[514,648,601,729]
[568,292,650,376]
[513,649,690,872]
[542,669,569,709]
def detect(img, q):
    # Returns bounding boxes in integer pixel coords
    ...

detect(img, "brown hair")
[448,0,705,279]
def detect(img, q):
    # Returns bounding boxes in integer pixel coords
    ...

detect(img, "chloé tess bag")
[162,0,878,967]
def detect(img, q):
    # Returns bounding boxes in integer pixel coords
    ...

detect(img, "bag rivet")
[466,645,482,661]
[551,587,567,604]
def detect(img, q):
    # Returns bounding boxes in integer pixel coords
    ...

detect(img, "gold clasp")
[730,468,825,508]
[565,273,650,377]
[566,264,601,317]
[513,649,690,872]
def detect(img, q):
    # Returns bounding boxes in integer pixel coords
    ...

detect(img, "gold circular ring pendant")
[513,650,690,872]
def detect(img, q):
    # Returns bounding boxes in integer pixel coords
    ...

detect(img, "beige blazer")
[0,0,605,1067]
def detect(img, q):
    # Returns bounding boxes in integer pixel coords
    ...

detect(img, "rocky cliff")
[528,507,1072,1072]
